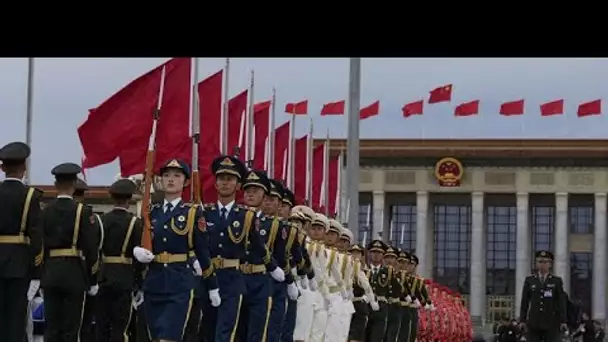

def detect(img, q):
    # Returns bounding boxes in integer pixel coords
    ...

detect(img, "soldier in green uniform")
[97,178,144,342]
[519,250,567,342]
[41,162,100,342]
[0,141,43,342]
[407,253,433,342]
[365,239,399,342]
[396,250,415,342]
[382,246,402,342]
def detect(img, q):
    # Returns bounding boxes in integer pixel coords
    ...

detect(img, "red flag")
[285,100,308,115]
[500,100,524,116]
[402,100,424,118]
[540,99,564,116]
[454,100,480,117]
[79,58,191,171]
[311,143,325,209]
[197,70,224,203]
[360,101,380,120]
[115,58,192,177]
[273,122,290,182]
[320,100,345,116]
[577,99,601,117]
[227,90,248,157]
[428,84,453,104]
[293,136,308,202]
[327,155,339,217]
[252,101,271,170]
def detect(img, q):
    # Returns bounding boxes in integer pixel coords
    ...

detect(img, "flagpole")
[346,58,361,238]
[323,128,330,216]
[190,58,201,202]
[288,112,296,187]
[336,150,343,221]
[221,58,230,154]
[24,58,34,185]
[268,88,277,176]
[246,70,255,162]
[306,117,313,203]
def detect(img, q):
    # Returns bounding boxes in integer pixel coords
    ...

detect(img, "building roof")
[28,139,608,198]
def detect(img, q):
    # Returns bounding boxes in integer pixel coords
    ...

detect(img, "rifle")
[141,66,167,251]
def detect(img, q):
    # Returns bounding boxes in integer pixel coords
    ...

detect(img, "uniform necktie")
[165,202,173,213]
[221,207,228,221]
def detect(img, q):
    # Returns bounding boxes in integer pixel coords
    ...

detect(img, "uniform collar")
[113,207,129,212]
[217,200,235,213]
[57,194,73,200]
[163,197,182,209]
[3,177,24,184]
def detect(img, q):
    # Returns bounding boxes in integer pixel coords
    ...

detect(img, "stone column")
[372,190,385,241]
[469,192,485,328]
[415,191,431,278]
[515,192,530,319]
[554,192,569,293]
[593,193,607,321]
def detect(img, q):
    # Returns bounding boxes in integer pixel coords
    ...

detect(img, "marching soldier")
[323,219,350,342]
[519,250,567,342]
[132,158,219,342]
[336,227,356,342]
[396,250,415,342]
[97,178,143,342]
[348,243,379,342]
[365,239,395,342]
[383,245,403,342]
[0,141,43,342]
[41,162,99,342]
[407,253,433,342]
[202,155,279,342]
[74,178,104,342]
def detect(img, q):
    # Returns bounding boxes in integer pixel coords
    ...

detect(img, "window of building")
[389,204,416,251]
[569,206,593,234]
[570,252,592,315]
[531,206,554,267]
[486,206,517,295]
[433,204,471,294]
[358,203,373,245]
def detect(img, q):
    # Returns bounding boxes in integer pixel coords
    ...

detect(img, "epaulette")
[237,204,256,213]
[204,203,216,211]
[181,202,193,207]
[151,203,162,209]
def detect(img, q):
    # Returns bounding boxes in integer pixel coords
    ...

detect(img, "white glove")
[133,291,144,308]
[209,289,221,307]
[287,283,299,300]
[341,289,349,300]
[270,267,285,282]
[88,285,99,296]
[414,299,421,308]
[405,295,412,303]
[362,295,369,303]
[27,280,40,301]
[348,290,354,300]
[370,301,380,311]
[133,247,154,263]
[424,303,432,310]
[299,276,308,289]
[309,278,318,291]
[193,260,202,276]
[430,304,436,311]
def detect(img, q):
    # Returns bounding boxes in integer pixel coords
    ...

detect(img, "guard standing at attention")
[519,250,567,342]
[74,178,104,342]
[203,155,279,342]
[132,158,219,342]
[365,239,393,342]
[0,141,43,342]
[41,162,99,342]
[97,178,144,342]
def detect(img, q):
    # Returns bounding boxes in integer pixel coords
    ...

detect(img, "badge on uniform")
[543,289,552,297]
[178,215,185,222]
[198,217,206,232]
[260,229,267,236]
[233,221,240,228]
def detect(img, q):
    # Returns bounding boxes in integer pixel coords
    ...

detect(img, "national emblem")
[434,157,463,187]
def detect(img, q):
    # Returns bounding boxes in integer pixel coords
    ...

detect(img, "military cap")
[75,178,88,192]
[211,155,246,180]
[268,179,284,199]
[292,205,315,222]
[282,187,295,207]
[410,253,419,265]
[340,227,353,243]
[367,239,386,253]
[110,178,137,197]
[384,245,398,258]
[312,213,329,231]
[159,159,191,179]
[398,250,411,262]
[0,141,30,163]
[51,162,81,182]
[242,170,271,194]
[348,244,363,252]
[328,219,342,235]
[535,250,554,260]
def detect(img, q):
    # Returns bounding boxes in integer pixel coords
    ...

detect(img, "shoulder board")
[181,202,193,207]
[152,203,162,209]
[204,203,217,210]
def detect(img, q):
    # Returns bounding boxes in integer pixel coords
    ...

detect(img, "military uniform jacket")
[367,264,393,301]
[241,213,285,274]
[283,221,303,280]
[297,231,315,280]
[519,273,566,330]
[0,179,43,279]
[412,275,431,305]
[145,201,217,294]
[385,266,402,303]
[40,197,98,292]
[99,208,144,291]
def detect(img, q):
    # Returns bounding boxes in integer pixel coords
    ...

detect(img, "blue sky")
[2,58,608,185]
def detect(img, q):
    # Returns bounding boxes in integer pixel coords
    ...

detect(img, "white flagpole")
[268,88,277,176]
[288,112,296,187]
[246,70,255,161]
[24,58,34,185]
[323,128,330,216]
[190,58,200,201]
[220,58,230,154]
[306,118,314,203]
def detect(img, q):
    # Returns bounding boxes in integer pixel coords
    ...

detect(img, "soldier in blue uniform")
[132,158,219,342]
[203,155,280,342]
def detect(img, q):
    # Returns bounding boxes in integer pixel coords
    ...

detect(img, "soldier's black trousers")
[408,308,418,342]
[365,301,388,342]
[81,293,98,342]
[183,296,203,342]
[526,327,560,342]
[396,307,412,342]
[0,277,29,342]
[97,287,133,342]
[383,303,402,342]
[44,287,86,342]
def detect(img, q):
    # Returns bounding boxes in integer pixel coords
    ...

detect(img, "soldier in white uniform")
[335,226,356,342]
[323,219,349,342]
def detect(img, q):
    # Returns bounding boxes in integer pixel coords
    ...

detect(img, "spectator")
[573,312,596,342]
